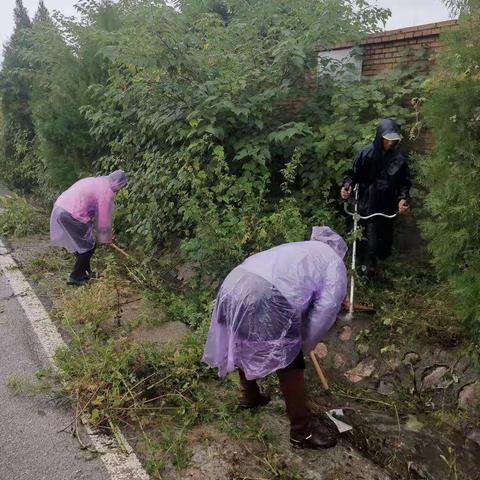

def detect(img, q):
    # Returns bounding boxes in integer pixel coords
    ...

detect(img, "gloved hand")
[399,199,409,214]
[340,185,352,200]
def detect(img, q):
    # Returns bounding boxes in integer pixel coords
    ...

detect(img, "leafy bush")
[0,194,47,237]
[419,2,480,340]
[0,0,425,278]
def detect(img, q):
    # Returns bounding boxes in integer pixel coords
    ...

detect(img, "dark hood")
[373,119,402,151]
[359,119,403,182]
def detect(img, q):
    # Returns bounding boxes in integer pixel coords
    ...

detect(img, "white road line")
[0,237,150,480]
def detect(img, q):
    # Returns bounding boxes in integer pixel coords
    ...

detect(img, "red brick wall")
[317,20,458,152]
[280,20,458,152]
[326,20,458,77]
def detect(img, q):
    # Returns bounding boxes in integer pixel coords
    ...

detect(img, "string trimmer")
[343,185,398,321]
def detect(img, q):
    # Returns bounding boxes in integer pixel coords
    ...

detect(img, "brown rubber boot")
[238,369,270,410]
[277,368,337,450]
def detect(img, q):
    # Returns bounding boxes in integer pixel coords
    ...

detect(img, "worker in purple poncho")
[50,170,128,286]
[203,226,348,450]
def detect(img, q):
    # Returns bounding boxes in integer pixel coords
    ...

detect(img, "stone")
[386,357,401,372]
[377,379,395,396]
[465,428,480,447]
[402,352,420,366]
[458,382,480,411]
[339,325,352,342]
[314,342,328,359]
[421,366,449,391]
[334,353,346,369]
[454,356,472,375]
[176,264,197,283]
[344,358,377,383]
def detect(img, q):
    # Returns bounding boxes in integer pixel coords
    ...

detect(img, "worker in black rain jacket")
[340,119,411,277]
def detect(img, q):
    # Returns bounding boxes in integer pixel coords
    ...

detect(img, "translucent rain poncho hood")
[203,227,348,380]
[108,170,128,192]
[50,170,128,254]
[310,226,348,259]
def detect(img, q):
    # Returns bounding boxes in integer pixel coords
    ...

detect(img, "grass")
[353,255,463,355]
[22,248,71,281]
[23,246,473,479]
[6,373,38,396]
[0,194,48,238]
[44,250,308,478]
[3,197,475,479]
[6,369,60,398]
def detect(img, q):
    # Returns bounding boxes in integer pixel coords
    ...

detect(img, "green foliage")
[6,371,55,397]
[24,5,119,189]
[360,258,462,351]
[80,0,417,275]
[0,194,48,237]
[55,284,224,469]
[23,248,71,281]
[419,2,480,340]
[0,0,423,278]
[157,288,214,330]
[443,0,470,14]
[0,0,35,191]
[33,1,51,24]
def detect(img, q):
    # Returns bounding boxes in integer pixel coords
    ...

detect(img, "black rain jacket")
[343,119,411,216]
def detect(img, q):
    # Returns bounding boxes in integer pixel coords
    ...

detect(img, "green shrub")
[419,2,480,340]
[0,194,47,237]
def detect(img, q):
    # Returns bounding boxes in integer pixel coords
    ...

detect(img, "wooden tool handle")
[309,351,329,391]
[110,242,131,258]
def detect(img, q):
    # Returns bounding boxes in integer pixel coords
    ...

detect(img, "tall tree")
[420,0,480,338]
[33,0,51,24]
[0,0,34,189]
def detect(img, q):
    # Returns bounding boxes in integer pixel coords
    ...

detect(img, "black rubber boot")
[289,423,338,450]
[71,247,96,283]
[67,274,87,287]
[85,270,98,280]
[277,368,337,450]
[238,369,270,410]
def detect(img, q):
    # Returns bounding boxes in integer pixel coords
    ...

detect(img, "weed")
[142,287,214,331]
[56,279,117,333]
[6,373,38,396]
[6,369,60,398]
[440,446,459,480]
[23,249,71,281]
[231,442,304,480]
[0,194,47,237]
[354,257,462,352]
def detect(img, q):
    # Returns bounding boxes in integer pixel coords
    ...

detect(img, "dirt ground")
[6,229,480,480]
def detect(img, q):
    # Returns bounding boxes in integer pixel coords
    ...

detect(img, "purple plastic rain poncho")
[50,170,128,254]
[202,226,348,380]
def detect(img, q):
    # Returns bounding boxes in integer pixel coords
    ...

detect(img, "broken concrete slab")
[345,358,377,383]
[314,342,328,359]
[377,379,395,397]
[334,353,346,369]
[339,325,352,342]
[458,382,480,411]
[421,366,449,391]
